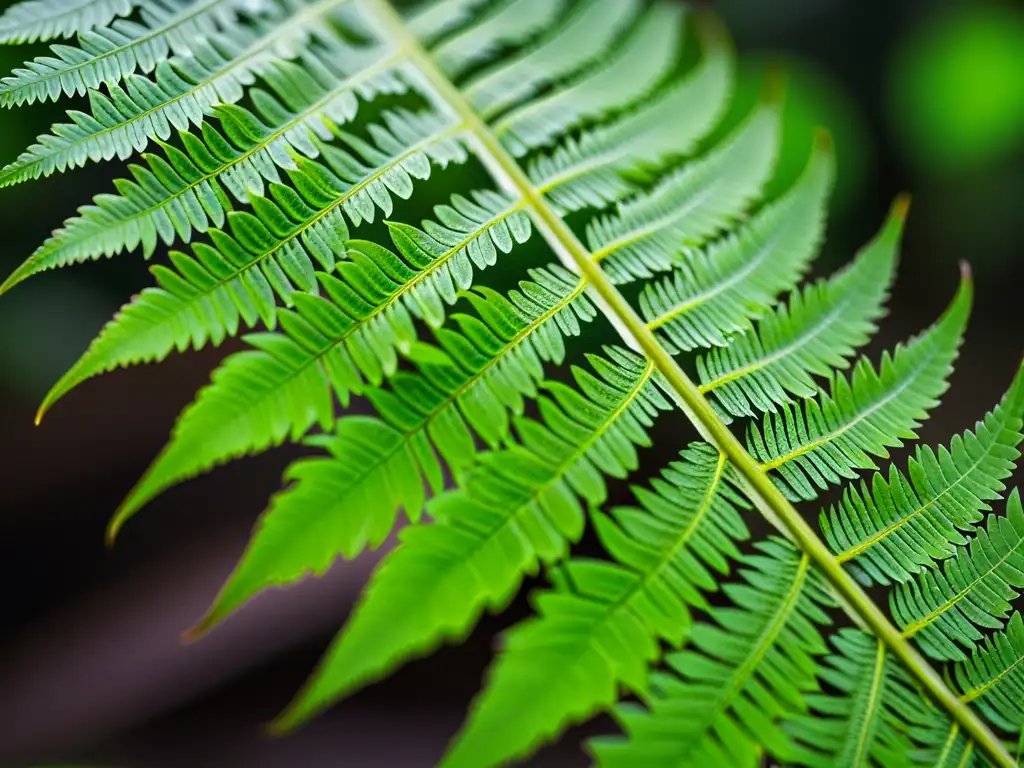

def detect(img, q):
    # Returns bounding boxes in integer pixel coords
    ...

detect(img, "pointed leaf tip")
[959,259,973,284]
[760,61,788,106]
[875,195,911,247]
[0,264,28,296]
[891,192,912,221]
[106,504,133,547]
[812,127,834,154]
[694,10,729,51]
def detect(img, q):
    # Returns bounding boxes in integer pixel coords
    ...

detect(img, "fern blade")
[190,268,595,631]
[0,2,359,186]
[0,45,403,294]
[462,0,641,120]
[443,445,753,767]
[954,611,1024,734]
[752,271,972,501]
[590,539,833,767]
[37,112,469,415]
[189,417,436,634]
[272,349,672,732]
[0,0,255,106]
[785,630,941,768]
[529,15,733,215]
[0,0,135,44]
[697,196,903,418]
[587,103,780,284]
[642,135,834,354]
[892,489,1024,661]
[432,0,569,80]
[493,3,684,157]
[824,361,1024,585]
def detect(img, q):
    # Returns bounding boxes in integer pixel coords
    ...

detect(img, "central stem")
[365,2,1014,764]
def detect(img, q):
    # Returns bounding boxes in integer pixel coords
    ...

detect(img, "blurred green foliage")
[889,5,1024,175]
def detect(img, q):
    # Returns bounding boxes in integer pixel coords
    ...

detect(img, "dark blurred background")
[0,0,1022,766]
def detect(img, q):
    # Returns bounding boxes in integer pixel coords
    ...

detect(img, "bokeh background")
[0,0,1022,765]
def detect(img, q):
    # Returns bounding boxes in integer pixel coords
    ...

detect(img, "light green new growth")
[1,1,1020,766]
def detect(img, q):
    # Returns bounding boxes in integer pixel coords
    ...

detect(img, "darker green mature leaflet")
[1,0,1021,766]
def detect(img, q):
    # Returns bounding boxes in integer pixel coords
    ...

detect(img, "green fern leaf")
[0,0,256,106]
[491,3,683,157]
[6,1,1020,765]
[442,444,752,767]
[0,46,402,293]
[955,610,1024,734]
[784,630,932,768]
[189,416,439,637]
[0,5,361,186]
[189,266,595,632]
[462,0,641,120]
[641,134,833,353]
[0,0,134,45]
[107,255,572,543]
[751,272,972,500]
[892,489,1024,661]
[529,15,732,214]
[271,347,672,733]
[588,103,780,283]
[36,110,469,415]
[432,0,568,80]
[406,0,491,45]
[589,539,833,767]
[824,361,1024,585]
[696,195,903,419]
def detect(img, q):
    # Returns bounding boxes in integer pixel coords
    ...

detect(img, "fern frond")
[6,1,1020,764]
[0,45,402,293]
[491,3,683,157]
[0,0,134,45]
[37,111,469,414]
[432,0,568,80]
[751,272,972,501]
[0,2,360,186]
[696,196,902,419]
[442,444,752,767]
[529,15,732,214]
[462,0,641,120]
[589,539,833,767]
[0,0,259,106]
[823,361,1024,585]
[406,0,490,45]
[641,135,833,353]
[271,347,673,733]
[189,265,594,632]
[784,630,931,767]
[955,610,1024,734]
[106,242,562,541]
[587,103,780,283]
[892,489,1024,661]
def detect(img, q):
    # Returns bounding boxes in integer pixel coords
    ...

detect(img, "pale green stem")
[366,2,1014,765]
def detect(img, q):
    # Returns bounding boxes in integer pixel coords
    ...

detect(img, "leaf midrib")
[681,554,809,749]
[362,2,1016,764]
[848,639,887,767]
